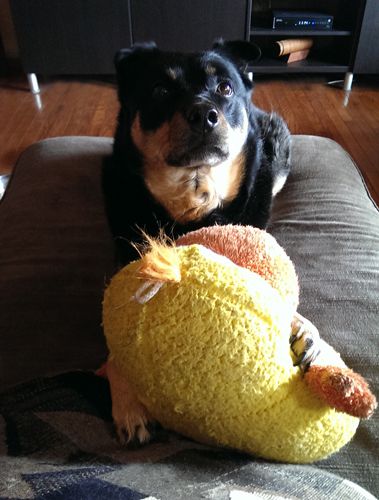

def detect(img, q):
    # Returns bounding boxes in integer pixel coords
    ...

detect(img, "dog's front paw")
[112,399,155,447]
[107,360,156,447]
[290,313,321,371]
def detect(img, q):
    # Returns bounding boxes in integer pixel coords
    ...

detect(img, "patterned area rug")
[0,372,376,500]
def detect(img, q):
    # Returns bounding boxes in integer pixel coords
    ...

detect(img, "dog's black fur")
[103,40,291,266]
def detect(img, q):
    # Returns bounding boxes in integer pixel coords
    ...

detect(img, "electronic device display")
[272,10,334,30]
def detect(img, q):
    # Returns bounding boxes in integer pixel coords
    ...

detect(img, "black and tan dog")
[103,40,291,267]
[102,41,304,445]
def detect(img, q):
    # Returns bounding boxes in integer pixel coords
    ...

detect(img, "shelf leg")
[27,73,40,94]
[343,72,353,92]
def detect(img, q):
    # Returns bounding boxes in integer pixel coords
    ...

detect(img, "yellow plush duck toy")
[102,225,376,463]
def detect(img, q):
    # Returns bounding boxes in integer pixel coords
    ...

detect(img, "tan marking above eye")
[206,65,217,76]
[167,67,178,80]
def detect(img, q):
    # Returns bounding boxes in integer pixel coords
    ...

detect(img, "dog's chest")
[143,156,244,223]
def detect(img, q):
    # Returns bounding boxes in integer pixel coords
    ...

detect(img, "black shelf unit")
[248,0,366,78]
[10,0,377,93]
[252,57,349,74]
[251,28,352,37]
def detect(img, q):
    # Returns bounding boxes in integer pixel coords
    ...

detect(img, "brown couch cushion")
[269,136,379,496]
[0,137,115,386]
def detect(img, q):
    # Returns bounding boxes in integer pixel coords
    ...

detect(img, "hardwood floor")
[253,75,379,205]
[0,74,378,204]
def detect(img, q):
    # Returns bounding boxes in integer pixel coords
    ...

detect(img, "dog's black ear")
[114,41,158,73]
[212,39,261,88]
[213,39,261,65]
[114,42,158,105]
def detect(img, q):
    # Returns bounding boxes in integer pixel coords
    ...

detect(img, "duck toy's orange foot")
[305,365,377,419]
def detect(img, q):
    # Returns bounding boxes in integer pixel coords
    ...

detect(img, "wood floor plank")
[0,74,378,204]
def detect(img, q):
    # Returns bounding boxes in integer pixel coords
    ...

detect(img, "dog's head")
[114,40,261,222]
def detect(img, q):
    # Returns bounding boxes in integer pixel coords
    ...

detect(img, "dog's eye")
[216,81,234,97]
[152,84,169,99]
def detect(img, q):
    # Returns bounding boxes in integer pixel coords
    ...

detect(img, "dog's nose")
[187,104,219,133]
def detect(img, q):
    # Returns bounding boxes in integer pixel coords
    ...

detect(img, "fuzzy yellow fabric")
[103,244,359,463]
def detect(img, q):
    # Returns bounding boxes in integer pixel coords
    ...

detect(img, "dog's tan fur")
[131,112,247,223]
